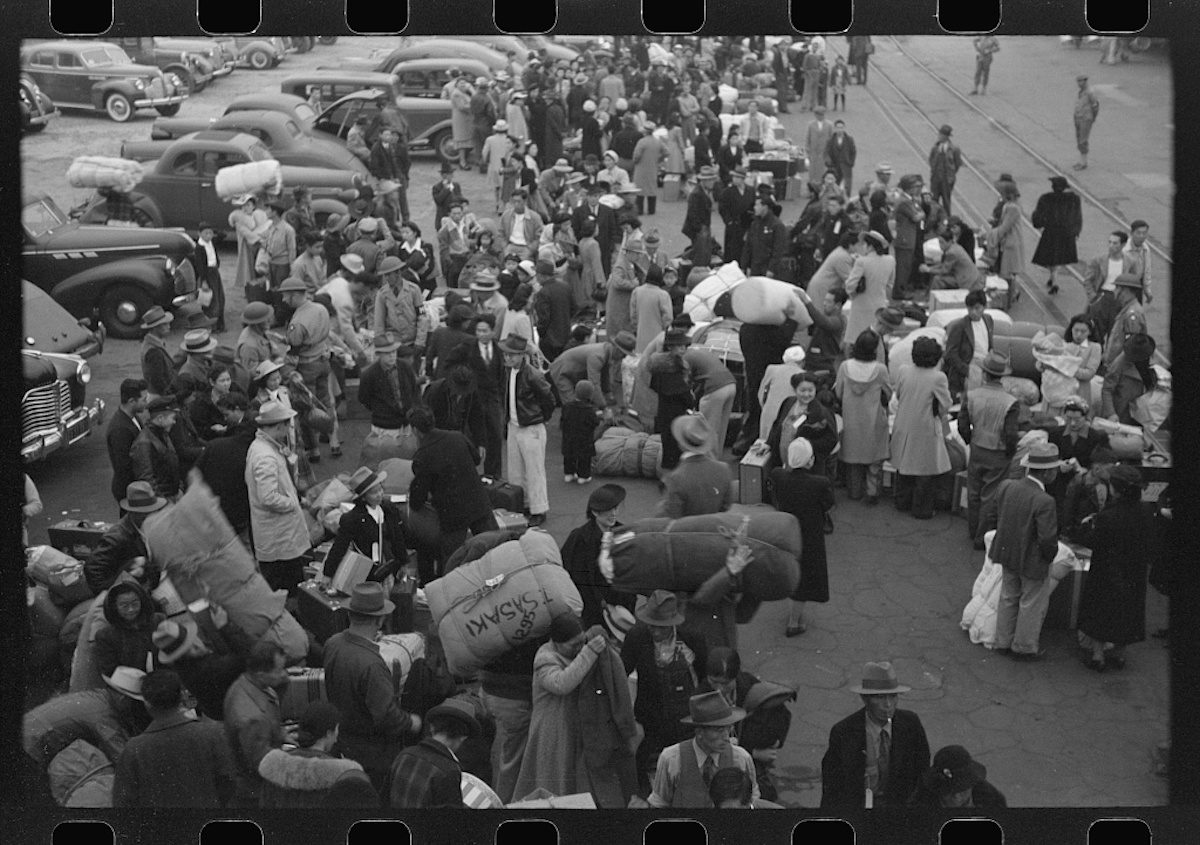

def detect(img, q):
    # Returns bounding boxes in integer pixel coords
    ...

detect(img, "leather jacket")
[501,363,555,427]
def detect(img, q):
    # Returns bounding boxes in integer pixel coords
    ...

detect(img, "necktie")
[702,755,717,788]
[878,727,891,793]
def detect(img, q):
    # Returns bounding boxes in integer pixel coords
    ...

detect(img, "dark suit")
[683,185,715,243]
[571,202,619,277]
[718,183,755,262]
[388,737,465,808]
[468,340,505,478]
[534,278,575,361]
[194,422,256,534]
[409,428,498,574]
[431,179,465,230]
[324,500,406,582]
[742,212,790,277]
[892,195,923,298]
[941,314,994,397]
[825,133,857,194]
[130,426,181,500]
[820,708,930,809]
[107,409,143,506]
[658,454,734,518]
[191,239,225,331]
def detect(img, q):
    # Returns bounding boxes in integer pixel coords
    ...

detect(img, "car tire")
[433,129,456,164]
[156,104,182,117]
[318,36,338,45]
[99,283,153,340]
[248,49,272,71]
[104,93,134,123]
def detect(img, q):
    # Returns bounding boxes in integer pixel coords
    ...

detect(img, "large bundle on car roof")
[215,160,283,201]
[66,157,145,193]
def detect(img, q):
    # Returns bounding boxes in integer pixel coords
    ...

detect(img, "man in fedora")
[357,332,421,436]
[323,582,423,794]
[324,466,407,586]
[195,393,258,546]
[346,214,384,276]
[820,661,930,808]
[500,335,556,527]
[718,167,755,260]
[177,328,218,393]
[318,253,370,369]
[658,414,733,519]
[437,201,476,288]
[867,306,905,366]
[928,124,962,214]
[979,441,1062,660]
[959,350,1021,547]
[548,330,637,412]
[683,165,719,251]
[113,668,236,808]
[432,161,465,230]
[571,182,620,278]
[1073,74,1099,171]
[84,481,167,594]
[388,698,481,808]
[1101,273,1148,375]
[245,400,311,596]
[153,603,254,722]
[191,221,226,332]
[281,275,334,462]
[107,378,150,514]
[647,691,759,808]
[534,258,575,363]
[921,227,983,292]
[805,105,834,177]
[131,396,183,501]
[236,302,276,375]
[469,270,509,336]
[373,255,430,371]
[223,641,291,806]
[619,590,709,792]
[139,306,178,396]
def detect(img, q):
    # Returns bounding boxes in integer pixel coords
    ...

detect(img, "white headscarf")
[783,345,807,365]
[787,437,815,470]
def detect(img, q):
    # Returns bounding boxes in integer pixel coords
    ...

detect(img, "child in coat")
[561,380,603,484]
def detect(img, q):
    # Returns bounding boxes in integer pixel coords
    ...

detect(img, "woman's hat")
[782,345,807,365]
[680,691,747,727]
[373,333,402,353]
[923,746,987,797]
[255,400,297,426]
[253,359,284,381]
[849,661,912,695]
[582,99,597,113]
[979,351,1012,377]
[787,436,814,470]
[103,666,147,701]
[1048,175,1070,189]
[153,618,201,665]
[664,328,690,348]
[863,230,889,251]
[874,307,906,328]
[346,581,394,617]
[611,331,637,355]
[121,481,168,514]
[499,335,530,355]
[231,193,256,206]
[492,119,508,132]
[553,158,573,173]
[574,72,589,85]
[587,483,627,514]
[1123,332,1157,364]
[671,413,713,452]
[427,698,482,738]
[603,149,619,162]
[1020,441,1063,469]
[636,589,685,627]
[139,306,174,330]
[348,466,387,497]
[517,259,537,278]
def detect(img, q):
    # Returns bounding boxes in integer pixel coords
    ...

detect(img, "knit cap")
[574,380,596,403]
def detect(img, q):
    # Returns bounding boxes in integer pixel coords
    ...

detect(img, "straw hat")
[153,619,202,665]
[103,667,146,701]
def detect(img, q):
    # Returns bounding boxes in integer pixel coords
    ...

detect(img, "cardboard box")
[279,667,326,721]
[952,470,969,515]
[739,446,773,505]
[929,289,971,313]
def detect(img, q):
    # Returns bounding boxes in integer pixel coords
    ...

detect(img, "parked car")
[20,72,58,134]
[330,40,510,75]
[20,41,188,122]
[388,58,492,98]
[154,37,237,81]
[234,36,291,71]
[78,131,364,237]
[105,36,215,95]
[152,93,319,139]
[312,89,458,163]
[22,193,197,339]
[135,110,369,175]
[280,71,405,110]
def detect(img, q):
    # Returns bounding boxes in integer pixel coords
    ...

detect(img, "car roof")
[22,40,96,53]
[228,93,310,111]
[188,130,264,149]
[284,71,398,85]
[389,57,491,74]
[214,110,297,129]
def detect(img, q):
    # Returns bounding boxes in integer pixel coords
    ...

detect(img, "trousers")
[506,421,549,515]
[967,447,1010,540]
[482,692,532,805]
[846,461,883,499]
[995,569,1053,654]
[698,383,737,459]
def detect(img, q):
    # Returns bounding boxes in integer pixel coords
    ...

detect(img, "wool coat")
[1077,497,1153,646]
[770,466,834,603]
[658,453,734,518]
[113,711,235,807]
[990,200,1026,278]
[577,645,639,808]
[757,362,807,441]
[820,707,931,809]
[632,134,666,195]
[890,365,951,476]
[844,255,895,345]
[981,477,1059,581]
[1030,189,1082,268]
[942,314,995,397]
[244,431,310,563]
[630,284,674,353]
[834,359,892,464]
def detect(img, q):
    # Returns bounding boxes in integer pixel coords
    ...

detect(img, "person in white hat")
[317,254,370,370]
[323,466,405,587]
[959,350,1020,547]
[820,661,930,809]
[598,148,631,192]
[228,193,268,288]
[245,399,310,597]
[480,119,515,212]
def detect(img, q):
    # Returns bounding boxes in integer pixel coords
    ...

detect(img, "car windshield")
[79,48,116,67]
[22,198,65,239]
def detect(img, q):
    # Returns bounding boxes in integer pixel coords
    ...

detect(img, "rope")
[446,561,547,615]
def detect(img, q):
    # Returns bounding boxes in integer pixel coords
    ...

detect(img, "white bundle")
[215,160,283,201]
[922,238,943,264]
[718,84,740,105]
[684,261,746,322]
[67,157,145,193]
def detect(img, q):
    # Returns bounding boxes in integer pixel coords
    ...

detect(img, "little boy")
[561,380,603,484]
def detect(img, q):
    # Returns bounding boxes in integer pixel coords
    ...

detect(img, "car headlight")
[133,78,145,90]
[164,257,175,274]
[77,361,91,385]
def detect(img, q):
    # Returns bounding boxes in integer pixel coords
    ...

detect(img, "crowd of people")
[22,34,1171,813]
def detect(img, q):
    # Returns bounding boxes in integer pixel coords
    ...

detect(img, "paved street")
[20,36,1171,809]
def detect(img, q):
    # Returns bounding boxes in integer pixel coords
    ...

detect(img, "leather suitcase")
[481,478,525,513]
[279,667,326,721]
[296,580,349,645]
[48,520,112,560]
[738,445,773,505]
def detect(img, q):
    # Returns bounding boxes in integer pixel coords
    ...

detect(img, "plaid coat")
[388,738,464,808]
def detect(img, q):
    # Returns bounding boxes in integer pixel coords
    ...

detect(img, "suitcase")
[738,444,773,505]
[26,546,94,609]
[48,520,112,560]
[330,550,374,596]
[296,580,349,644]
[481,478,525,513]
[493,509,529,532]
[279,667,326,721]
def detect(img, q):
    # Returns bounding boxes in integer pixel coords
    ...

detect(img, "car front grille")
[146,78,166,98]
[23,381,70,441]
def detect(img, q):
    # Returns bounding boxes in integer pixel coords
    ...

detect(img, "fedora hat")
[731,167,747,179]
[146,395,178,417]
[242,302,273,325]
[373,332,402,353]
[979,351,1012,377]
[153,618,201,665]
[139,306,174,330]
[427,698,482,738]
[348,466,388,497]
[863,230,889,251]
[1122,332,1156,364]
[181,308,216,330]
[103,666,146,701]
[212,344,237,365]
[697,165,719,181]
[636,589,685,627]
[278,277,309,294]
[611,331,637,355]
[587,483,627,514]
[180,329,218,354]
[339,253,366,275]
[253,359,284,382]
[602,603,636,645]
[923,745,987,797]
[470,276,501,293]
[255,399,296,426]
[849,661,911,695]
[1113,273,1143,290]
[874,307,906,329]
[1048,175,1070,189]
[1020,441,1063,469]
[680,691,747,727]
[121,481,167,514]
[346,581,394,617]
[671,413,713,452]
[499,335,529,355]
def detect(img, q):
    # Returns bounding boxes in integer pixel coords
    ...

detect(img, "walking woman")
[986,181,1026,287]
[890,336,952,519]
[770,437,835,637]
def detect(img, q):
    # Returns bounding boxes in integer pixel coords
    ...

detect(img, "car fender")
[46,257,174,319]
[412,116,454,148]
[90,80,140,110]
[239,40,279,60]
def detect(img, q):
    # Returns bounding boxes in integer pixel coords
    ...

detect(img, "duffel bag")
[68,596,109,693]
[47,740,114,808]
[215,160,282,201]
[66,156,144,193]
[309,476,354,514]
[607,512,801,601]
[29,584,66,641]
[684,260,746,322]
[360,428,420,469]
[143,475,308,663]
[641,434,662,478]
[594,428,634,477]
[620,432,648,478]
[729,277,812,329]
[378,632,426,691]
[27,546,94,609]
[425,531,583,676]
[379,458,415,496]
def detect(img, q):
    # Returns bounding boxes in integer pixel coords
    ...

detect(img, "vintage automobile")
[104,36,216,95]
[22,193,197,339]
[388,58,493,98]
[233,36,291,71]
[153,93,319,139]
[22,281,107,463]
[77,131,363,238]
[330,39,510,75]
[154,36,237,82]
[280,70,405,110]
[312,89,458,163]
[20,71,58,134]
[134,110,370,175]
[20,41,188,122]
